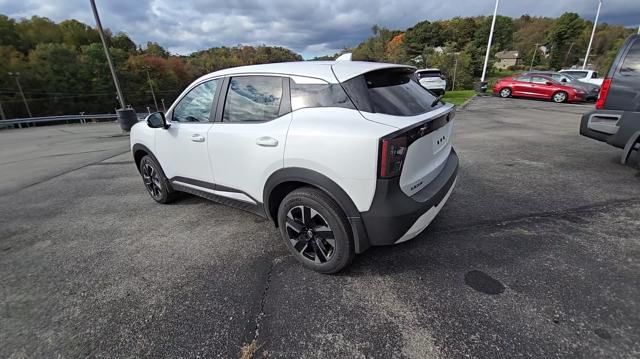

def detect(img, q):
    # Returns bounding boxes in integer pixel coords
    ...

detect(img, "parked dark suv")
[580,34,640,165]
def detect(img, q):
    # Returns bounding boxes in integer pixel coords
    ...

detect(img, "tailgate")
[363,105,455,197]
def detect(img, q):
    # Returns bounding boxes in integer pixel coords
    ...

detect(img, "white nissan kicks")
[130,60,458,273]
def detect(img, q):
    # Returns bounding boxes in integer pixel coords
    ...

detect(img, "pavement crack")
[251,256,278,343]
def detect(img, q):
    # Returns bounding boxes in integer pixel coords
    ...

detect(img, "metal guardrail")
[0,113,145,127]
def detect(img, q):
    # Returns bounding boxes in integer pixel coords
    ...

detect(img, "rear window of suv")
[342,68,439,116]
[620,39,640,76]
[563,71,588,78]
[417,70,441,78]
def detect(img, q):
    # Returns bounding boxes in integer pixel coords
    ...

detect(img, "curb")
[457,95,477,110]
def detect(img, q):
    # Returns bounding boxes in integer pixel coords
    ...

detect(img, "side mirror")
[146,112,169,129]
[546,81,554,86]
[561,78,567,83]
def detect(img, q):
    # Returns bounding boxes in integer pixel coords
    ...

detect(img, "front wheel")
[552,91,568,103]
[499,87,512,98]
[277,187,354,274]
[139,155,178,204]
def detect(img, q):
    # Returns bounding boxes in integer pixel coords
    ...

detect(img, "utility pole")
[8,72,32,118]
[144,67,159,111]
[481,0,500,83]
[89,0,125,109]
[529,43,540,71]
[583,0,602,70]
[161,98,166,112]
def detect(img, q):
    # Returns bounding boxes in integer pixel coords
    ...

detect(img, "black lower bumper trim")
[361,149,459,246]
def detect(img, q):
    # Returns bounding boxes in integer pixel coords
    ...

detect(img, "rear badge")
[410,181,423,192]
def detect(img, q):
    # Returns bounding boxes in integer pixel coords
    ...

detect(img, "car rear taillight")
[379,136,407,178]
[595,78,611,109]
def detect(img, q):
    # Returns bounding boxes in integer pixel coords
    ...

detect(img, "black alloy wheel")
[142,161,163,201]
[285,205,336,264]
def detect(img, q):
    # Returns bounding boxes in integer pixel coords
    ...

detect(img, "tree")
[547,13,586,69]
[0,15,21,49]
[111,32,136,53]
[59,19,100,48]
[144,41,169,57]
[403,20,445,58]
[15,16,62,52]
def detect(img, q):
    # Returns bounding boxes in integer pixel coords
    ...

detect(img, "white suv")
[559,69,604,86]
[130,61,458,273]
[416,68,447,96]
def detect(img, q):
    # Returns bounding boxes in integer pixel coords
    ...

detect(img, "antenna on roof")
[335,53,352,61]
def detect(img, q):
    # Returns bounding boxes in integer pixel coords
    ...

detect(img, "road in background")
[1,97,639,358]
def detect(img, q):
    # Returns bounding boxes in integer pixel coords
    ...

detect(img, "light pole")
[8,72,32,118]
[161,98,166,112]
[89,0,137,132]
[583,0,602,70]
[480,0,500,84]
[89,0,125,109]
[529,43,540,71]
[451,53,458,91]
[143,66,159,111]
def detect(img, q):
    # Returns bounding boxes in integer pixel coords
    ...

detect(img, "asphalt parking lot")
[1,97,639,358]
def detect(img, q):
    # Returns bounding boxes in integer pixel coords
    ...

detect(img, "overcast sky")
[2,0,639,58]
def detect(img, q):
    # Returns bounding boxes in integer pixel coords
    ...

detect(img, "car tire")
[277,187,355,274]
[499,87,512,98]
[552,91,568,103]
[139,155,179,204]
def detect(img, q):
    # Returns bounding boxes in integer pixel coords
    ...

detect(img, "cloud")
[2,0,638,58]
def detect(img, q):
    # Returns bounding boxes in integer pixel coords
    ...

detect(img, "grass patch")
[443,90,476,106]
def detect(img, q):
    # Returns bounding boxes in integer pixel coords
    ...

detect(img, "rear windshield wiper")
[431,94,444,107]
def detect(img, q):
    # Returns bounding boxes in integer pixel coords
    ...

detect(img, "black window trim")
[214,74,291,124]
[616,37,640,77]
[167,77,223,124]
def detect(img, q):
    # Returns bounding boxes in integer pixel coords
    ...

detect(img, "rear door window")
[619,40,640,76]
[342,68,438,116]
[222,76,284,122]
[564,71,587,78]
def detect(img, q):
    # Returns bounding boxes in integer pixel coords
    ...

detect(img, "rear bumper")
[360,149,459,246]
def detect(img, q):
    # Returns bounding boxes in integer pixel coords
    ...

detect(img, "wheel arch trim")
[263,167,370,253]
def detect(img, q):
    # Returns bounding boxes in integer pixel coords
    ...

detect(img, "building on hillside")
[494,50,522,69]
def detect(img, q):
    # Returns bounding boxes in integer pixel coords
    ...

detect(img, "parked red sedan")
[493,74,587,103]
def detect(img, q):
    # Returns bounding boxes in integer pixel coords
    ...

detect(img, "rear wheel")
[499,88,512,98]
[552,91,568,103]
[277,187,354,274]
[139,155,178,204]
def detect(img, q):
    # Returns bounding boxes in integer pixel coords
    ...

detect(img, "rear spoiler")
[331,61,416,83]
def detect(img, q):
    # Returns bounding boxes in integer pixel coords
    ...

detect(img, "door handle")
[256,136,279,147]
[191,134,205,142]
